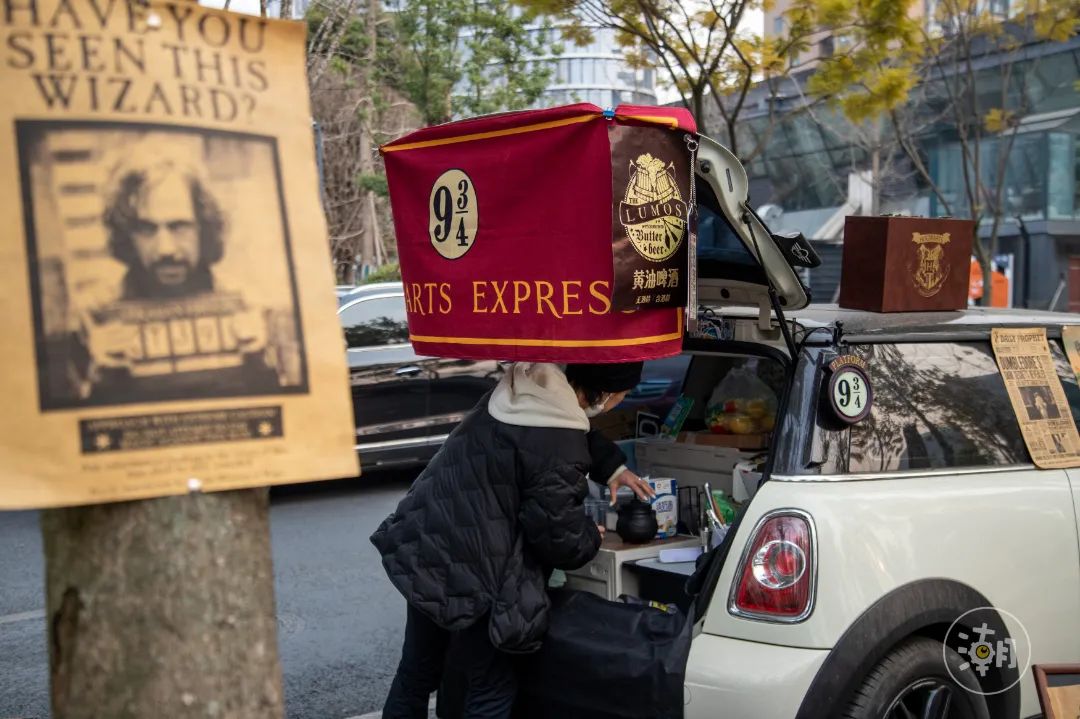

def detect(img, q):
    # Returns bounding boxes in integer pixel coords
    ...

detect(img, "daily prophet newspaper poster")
[0,0,359,508]
[991,328,1080,469]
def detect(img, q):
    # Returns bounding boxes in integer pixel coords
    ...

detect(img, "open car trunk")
[579,136,820,614]
[600,323,791,612]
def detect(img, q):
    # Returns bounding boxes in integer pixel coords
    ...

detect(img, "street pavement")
[0,473,418,719]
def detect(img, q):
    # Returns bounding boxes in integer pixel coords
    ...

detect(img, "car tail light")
[731,511,815,621]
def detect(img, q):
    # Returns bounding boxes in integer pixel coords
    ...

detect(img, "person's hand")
[596,523,606,538]
[607,468,655,505]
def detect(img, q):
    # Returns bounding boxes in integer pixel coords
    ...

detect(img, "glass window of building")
[1047,133,1076,220]
[1026,52,1080,114]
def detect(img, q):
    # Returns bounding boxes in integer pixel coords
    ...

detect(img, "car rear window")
[846,342,1029,472]
[339,295,409,348]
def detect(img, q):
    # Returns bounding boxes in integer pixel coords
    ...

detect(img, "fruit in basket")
[760,415,776,432]
[728,414,756,435]
[723,399,743,414]
[746,398,769,418]
[707,414,731,433]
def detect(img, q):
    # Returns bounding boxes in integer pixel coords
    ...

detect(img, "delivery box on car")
[839,216,975,313]
[380,103,698,363]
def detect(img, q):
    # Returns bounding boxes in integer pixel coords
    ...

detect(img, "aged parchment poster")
[1061,326,1080,383]
[991,328,1080,469]
[0,0,358,508]
[1044,681,1080,719]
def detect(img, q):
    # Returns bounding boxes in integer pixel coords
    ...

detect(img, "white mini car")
[641,138,1080,719]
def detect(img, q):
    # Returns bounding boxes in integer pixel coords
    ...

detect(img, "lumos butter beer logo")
[619,153,687,262]
[429,169,478,260]
[909,232,952,297]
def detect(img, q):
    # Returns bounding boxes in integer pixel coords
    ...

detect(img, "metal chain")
[684,133,699,328]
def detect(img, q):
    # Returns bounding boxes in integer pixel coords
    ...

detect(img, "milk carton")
[648,478,678,538]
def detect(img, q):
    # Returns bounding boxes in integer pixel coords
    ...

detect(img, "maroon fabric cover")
[382,104,693,362]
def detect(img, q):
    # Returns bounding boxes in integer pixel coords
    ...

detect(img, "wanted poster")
[991,328,1080,469]
[0,0,358,508]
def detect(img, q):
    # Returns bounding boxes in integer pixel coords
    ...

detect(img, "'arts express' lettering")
[403,280,612,319]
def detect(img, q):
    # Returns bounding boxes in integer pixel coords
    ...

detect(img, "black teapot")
[616,498,658,544]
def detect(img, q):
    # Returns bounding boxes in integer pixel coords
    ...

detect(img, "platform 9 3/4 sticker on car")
[828,355,873,424]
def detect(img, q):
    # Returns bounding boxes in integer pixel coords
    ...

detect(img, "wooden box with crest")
[839,216,975,313]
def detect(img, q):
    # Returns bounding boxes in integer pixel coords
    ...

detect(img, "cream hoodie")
[488,362,590,430]
[487,362,627,483]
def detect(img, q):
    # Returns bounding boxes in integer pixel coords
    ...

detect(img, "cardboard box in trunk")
[839,216,974,312]
[677,431,770,450]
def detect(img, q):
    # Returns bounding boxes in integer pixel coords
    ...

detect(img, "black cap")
[564,362,644,393]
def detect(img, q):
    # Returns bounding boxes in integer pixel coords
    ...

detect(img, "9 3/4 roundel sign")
[429,169,478,260]
[827,355,873,424]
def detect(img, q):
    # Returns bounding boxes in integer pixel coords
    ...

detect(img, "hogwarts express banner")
[381,103,697,364]
[0,0,358,508]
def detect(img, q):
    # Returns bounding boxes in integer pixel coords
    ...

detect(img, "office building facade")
[724,15,1079,311]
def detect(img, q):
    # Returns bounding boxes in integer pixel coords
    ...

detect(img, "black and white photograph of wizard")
[20,122,308,410]
[106,151,226,301]
[1020,384,1062,421]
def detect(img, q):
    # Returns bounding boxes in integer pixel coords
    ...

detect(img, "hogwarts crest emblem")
[619,153,688,262]
[909,232,952,297]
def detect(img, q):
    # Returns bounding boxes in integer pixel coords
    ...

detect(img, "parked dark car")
[338,285,504,470]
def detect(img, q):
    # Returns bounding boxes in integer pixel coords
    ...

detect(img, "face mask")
[584,393,611,418]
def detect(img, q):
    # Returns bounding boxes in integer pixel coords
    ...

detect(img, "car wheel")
[844,637,991,719]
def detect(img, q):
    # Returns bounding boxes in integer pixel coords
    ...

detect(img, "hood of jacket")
[488,363,589,431]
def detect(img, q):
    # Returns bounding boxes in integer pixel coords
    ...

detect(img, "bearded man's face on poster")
[105,162,225,300]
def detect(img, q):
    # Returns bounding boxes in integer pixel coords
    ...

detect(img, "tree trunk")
[356,0,381,273]
[357,126,378,275]
[42,490,285,719]
[870,117,882,216]
[368,190,385,267]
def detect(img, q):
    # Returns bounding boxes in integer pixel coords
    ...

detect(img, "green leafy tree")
[513,0,820,157]
[388,0,553,125]
[458,3,556,117]
[390,0,465,124]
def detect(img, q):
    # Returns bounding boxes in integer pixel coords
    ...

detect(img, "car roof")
[715,303,1079,342]
[337,282,404,308]
[339,282,402,295]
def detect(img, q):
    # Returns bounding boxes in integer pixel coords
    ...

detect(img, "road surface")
[0,475,415,719]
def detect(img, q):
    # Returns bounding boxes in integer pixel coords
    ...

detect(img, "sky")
[201,0,262,15]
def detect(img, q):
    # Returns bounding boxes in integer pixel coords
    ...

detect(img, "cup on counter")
[584,497,608,525]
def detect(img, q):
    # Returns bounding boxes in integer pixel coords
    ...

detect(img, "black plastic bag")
[512,589,693,719]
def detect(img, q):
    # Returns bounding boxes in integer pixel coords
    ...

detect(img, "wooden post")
[41,489,284,719]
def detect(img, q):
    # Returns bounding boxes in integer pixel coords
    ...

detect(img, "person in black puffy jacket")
[371,361,652,718]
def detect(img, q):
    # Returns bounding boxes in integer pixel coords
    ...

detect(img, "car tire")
[843,637,991,719]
